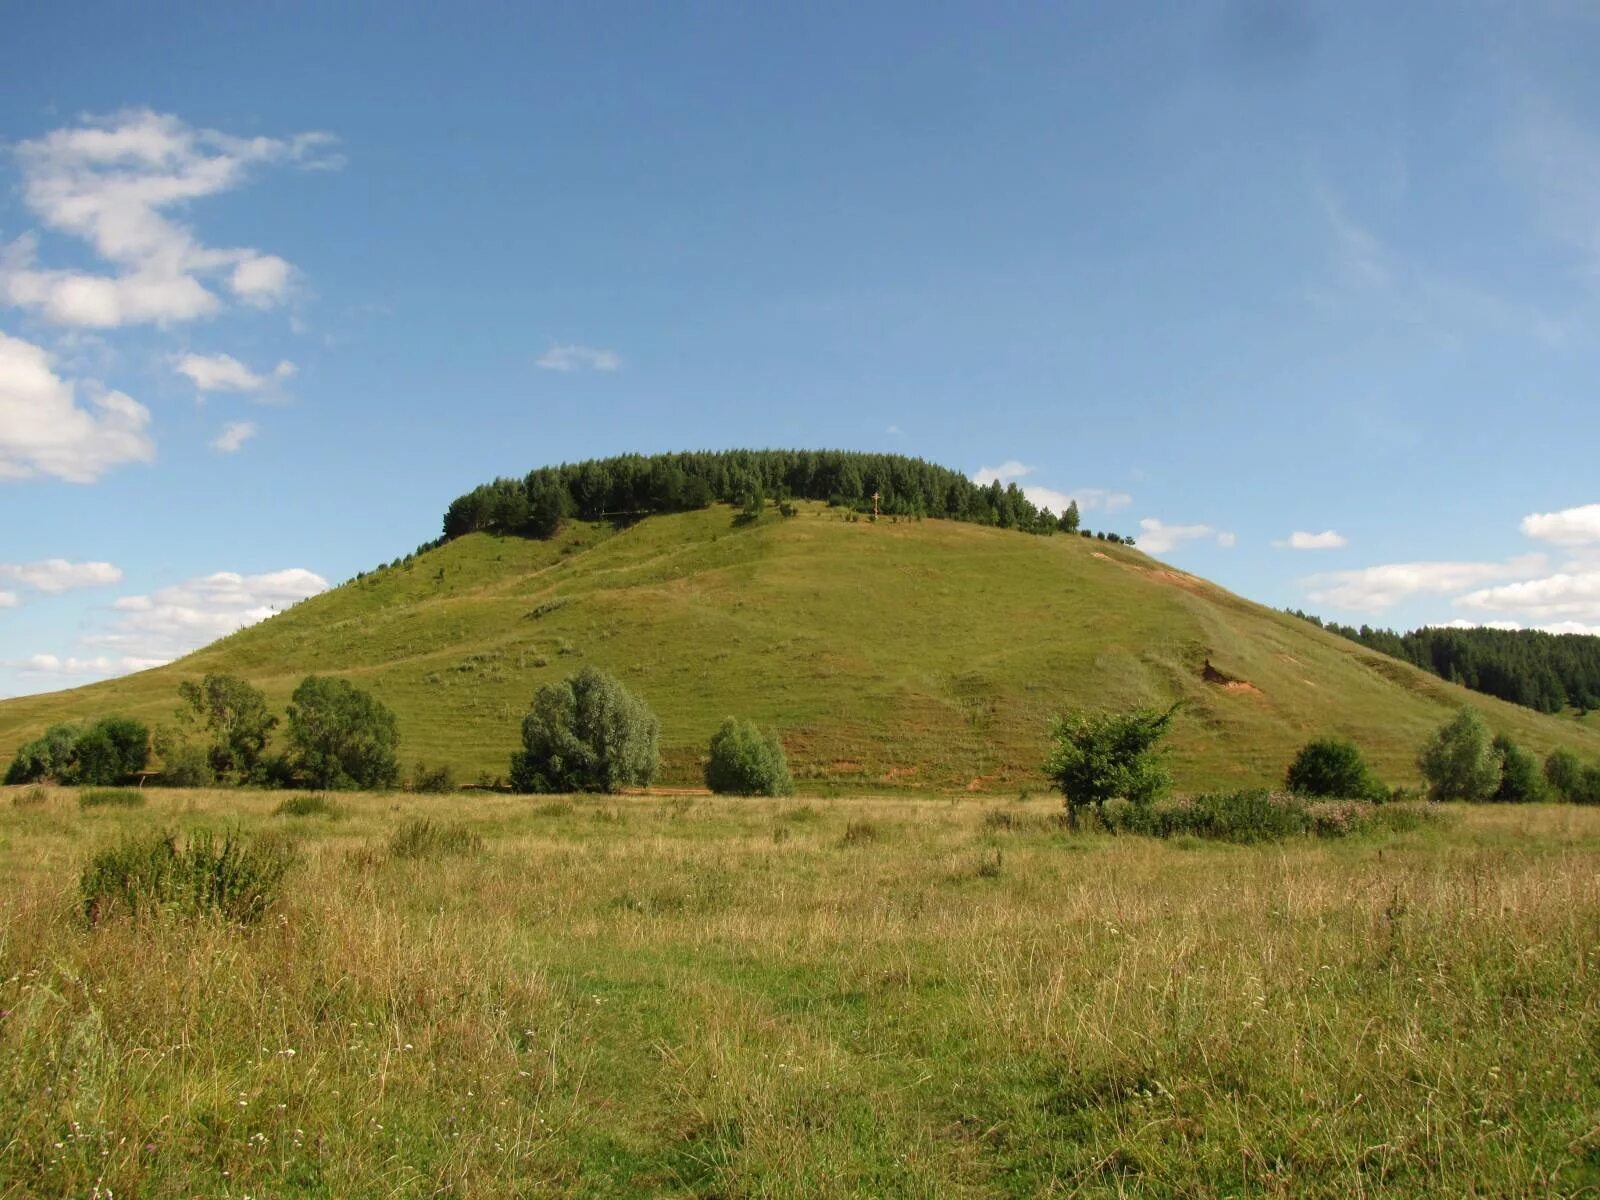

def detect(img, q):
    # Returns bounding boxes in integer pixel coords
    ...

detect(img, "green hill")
[5,502,1599,791]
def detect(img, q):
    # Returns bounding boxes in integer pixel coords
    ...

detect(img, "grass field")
[3,785,1598,1197]
[2,504,1598,794]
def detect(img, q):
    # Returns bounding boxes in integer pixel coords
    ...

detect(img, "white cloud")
[0,591,18,609]
[0,331,154,482]
[210,421,257,453]
[1455,570,1600,624]
[1539,620,1600,636]
[83,566,327,662]
[1302,554,1547,611]
[1,109,336,327]
[1277,529,1349,551]
[971,463,1132,514]
[174,351,295,394]
[972,460,1034,486]
[0,559,122,592]
[1024,485,1133,515]
[1521,503,1600,547]
[536,344,621,372]
[16,653,168,677]
[1138,518,1235,554]
[230,254,294,306]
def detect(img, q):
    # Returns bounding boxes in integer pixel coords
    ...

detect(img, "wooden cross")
[871,490,881,519]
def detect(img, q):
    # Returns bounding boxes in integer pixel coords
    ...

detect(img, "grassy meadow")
[3,504,1599,794]
[3,785,1598,1197]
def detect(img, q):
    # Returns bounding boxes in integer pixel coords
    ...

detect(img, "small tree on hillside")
[1544,748,1583,802]
[1417,708,1499,803]
[1490,734,1545,803]
[705,717,793,796]
[1284,737,1387,802]
[510,666,659,793]
[71,717,151,786]
[1044,703,1180,829]
[175,673,277,783]
[4,723,82,784]
[285,676,401,790]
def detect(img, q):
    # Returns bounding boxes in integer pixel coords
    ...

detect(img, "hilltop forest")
[441,450,1115,543]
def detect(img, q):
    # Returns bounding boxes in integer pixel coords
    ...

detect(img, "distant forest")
[441,450,1124,543]
[1289,612,1600,715]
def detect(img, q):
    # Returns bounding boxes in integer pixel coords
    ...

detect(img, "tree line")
[5,674,409,792]
[440,449,1133,543]
[1287,612,1600,715]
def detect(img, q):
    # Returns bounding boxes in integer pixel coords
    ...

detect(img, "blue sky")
[4,2,1600,697]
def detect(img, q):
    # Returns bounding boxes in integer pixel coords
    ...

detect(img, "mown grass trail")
[3,787,1598,1197]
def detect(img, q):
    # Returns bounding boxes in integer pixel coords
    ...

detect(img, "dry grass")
[2,787,1598,1197]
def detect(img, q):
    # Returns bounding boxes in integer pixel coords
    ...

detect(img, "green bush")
[173,674,278,784]
[274,794,343,818]
[78,788,145,809]
[71,717,151,786]
[1099,790,1383,844]
[1491,734,1546,803]
[286,676,401,790]
[1417,709,1500,803]
[4,723,80,784]
[388,818,484,859]
[156,739,215,788]
[80,828,297,925]
[1576,765,1600,806]
[409,761,456,794]
[704,717,793,796]
[1044,703,1180,827]
[1545,749,1585,802]
[1284,737,1386,802]
[4,719,147,786]
[510,666,659,793]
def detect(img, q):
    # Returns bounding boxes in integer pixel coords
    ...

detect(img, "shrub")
[1100,790,1377,843]
[1544,749,1584,802]
[409,761,456,794]
[70,717,151,785]
[1491,734,1546,803]
[274,794,342,818]
[285,676,401,791]
[1043,703,1180,827]
[510,666,660,793]
[80,828,297,925]
[156,739,215,788]
[388,818,484,859]
[1284,737,1386,802]
[1575,765,1600,806]
[704,717,794,796]
[174,674,278,784]
[4,723,81,784]
[12,785,48,808]
[78,788,145,809]
[1417,709,1500,803]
